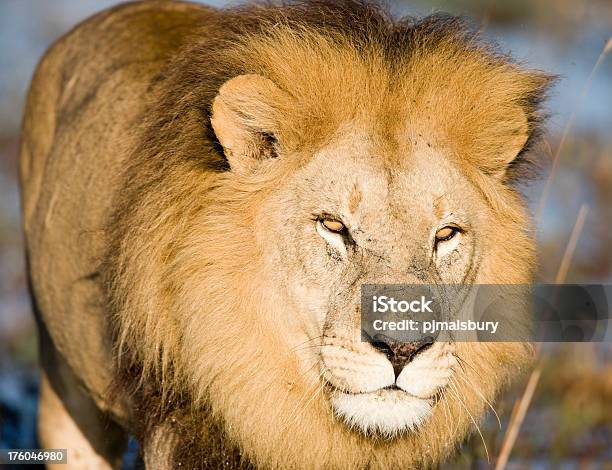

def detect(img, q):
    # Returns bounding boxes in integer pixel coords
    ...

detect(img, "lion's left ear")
[473,105,530,180]
[438,65,552,182]
[211,74,288,175]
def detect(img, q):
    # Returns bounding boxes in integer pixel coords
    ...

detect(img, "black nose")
[371,333,435,379]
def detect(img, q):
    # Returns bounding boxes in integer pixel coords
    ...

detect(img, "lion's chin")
[330,388,433,438]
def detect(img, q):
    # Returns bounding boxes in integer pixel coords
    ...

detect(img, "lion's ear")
[211,74,287,174]
[436,66,552,182]
[473,106,530,180]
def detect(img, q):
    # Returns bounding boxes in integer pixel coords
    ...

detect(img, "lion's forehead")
[303,128,473,214]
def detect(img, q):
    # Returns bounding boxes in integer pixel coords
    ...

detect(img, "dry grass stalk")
[494,204,589,470]
[494,36,611,469]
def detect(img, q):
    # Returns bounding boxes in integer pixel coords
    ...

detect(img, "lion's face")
[250,123,509,436]
[204,49,540,441]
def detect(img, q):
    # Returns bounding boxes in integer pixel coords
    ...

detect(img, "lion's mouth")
[324,378,436,399]
[318,341,456,436]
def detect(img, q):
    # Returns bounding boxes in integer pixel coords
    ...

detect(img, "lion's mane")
[103,1,552,467]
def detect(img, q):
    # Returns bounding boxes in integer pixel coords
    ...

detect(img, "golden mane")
[135,0,551,179]
[102,1,552,467]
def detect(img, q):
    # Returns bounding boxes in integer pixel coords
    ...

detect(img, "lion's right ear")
[211,74,288,174]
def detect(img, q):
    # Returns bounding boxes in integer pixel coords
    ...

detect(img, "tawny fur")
[20,0,553,468]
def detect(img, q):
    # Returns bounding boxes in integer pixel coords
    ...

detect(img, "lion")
[19,0,552,468]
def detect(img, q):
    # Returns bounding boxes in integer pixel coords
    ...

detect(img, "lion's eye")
[321,218,345,233]
[435,226,459,242]
[316,217,348,258]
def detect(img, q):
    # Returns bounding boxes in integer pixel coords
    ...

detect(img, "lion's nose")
[371,333,435,379]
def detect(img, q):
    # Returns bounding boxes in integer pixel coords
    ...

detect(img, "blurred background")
[0,0,610,468]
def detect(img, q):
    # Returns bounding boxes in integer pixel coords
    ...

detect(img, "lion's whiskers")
[454,356,501,428]
[454,354,487,385]
[289,335,325,354]
[449,379,490,463]
[279,369,326,435]
[439,387,456,437]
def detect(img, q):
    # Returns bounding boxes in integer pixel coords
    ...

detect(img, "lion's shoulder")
[19,1,217,415]
[21,0,214,219]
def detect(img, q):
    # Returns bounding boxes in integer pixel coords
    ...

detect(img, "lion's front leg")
[37,331,127,470]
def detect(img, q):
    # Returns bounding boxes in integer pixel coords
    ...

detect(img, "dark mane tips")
[142,0,553,182]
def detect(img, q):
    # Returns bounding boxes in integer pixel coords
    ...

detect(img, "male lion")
[20,0,552,468]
